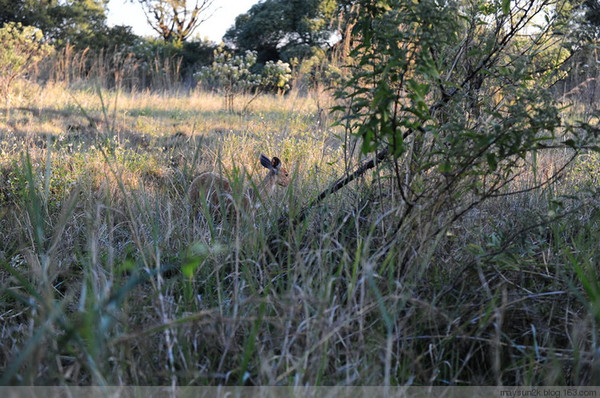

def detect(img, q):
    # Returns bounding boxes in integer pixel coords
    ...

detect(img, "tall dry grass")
[38,43,187,92]
[1,80,600,386]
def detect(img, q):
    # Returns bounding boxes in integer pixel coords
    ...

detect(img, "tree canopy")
[0,0,111,48]
[224,0,337,63]
[135,0,214,43]
[577,0,600,40]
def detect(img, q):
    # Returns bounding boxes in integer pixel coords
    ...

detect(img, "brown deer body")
[189,154,290,220]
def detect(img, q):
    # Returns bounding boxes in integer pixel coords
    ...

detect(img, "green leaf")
[486,153,498,171]
[439,161,452,174]
[502,0,511,15]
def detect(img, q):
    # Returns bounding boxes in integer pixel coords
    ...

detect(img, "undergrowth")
[0,85,599,386]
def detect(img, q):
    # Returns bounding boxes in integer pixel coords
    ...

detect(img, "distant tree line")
[0,0,136,51]
[1,0,600,92]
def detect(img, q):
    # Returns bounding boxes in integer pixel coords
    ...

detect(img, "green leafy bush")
[196,47,262,111]
[0,22,53,114]
[297,53,342,92]
[332,0,590,276]
[261,60,292,94]
[196,46,292,111]
[565,151,600,192]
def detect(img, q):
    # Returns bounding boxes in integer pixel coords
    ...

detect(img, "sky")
[106,0,259,43]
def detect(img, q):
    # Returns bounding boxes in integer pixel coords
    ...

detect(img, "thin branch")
[292,147,390,225]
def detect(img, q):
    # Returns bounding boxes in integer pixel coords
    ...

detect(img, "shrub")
[261,60,292,94]
[196,46,292,112]
[0,22,53,116]
[196,47,261,111]
[329,0,592,278]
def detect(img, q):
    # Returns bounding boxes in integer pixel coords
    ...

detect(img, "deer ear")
[260,154,272,170]
[271,157,281,170]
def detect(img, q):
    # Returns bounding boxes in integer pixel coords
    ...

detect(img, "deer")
[188,154,291,221]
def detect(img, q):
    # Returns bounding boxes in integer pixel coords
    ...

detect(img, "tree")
[0,22,53,118]
[0,0,109,48]
[224,0,336,63]
[574,0,600,40]
[135,0,214,42]
[302,0,593,269]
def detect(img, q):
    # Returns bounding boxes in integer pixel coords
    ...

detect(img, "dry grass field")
[1,81,600,386]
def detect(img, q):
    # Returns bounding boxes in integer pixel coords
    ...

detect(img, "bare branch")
[136,0,215,42]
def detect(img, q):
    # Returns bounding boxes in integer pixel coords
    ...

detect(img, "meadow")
[1,80,600,386]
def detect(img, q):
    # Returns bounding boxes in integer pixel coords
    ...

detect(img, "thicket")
[327,0,584,268]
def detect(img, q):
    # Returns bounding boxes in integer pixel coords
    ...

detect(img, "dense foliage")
[224,0,337,63]
[0,22,52,111]
[332,0,590,262]
[0,0,111,49]
[0,0,220,91]
[196,47,292,111]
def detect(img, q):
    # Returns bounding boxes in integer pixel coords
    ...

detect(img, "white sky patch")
[106,0,259,43]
